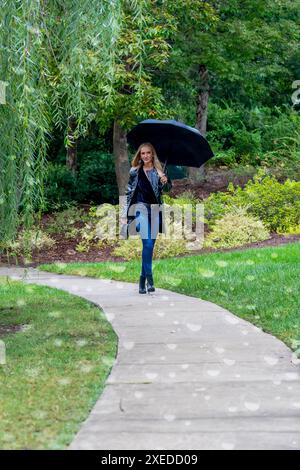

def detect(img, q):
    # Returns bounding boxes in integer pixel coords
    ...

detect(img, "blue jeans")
[135,202,159,277]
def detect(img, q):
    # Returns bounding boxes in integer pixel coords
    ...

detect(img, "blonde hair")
[131,142,164,176]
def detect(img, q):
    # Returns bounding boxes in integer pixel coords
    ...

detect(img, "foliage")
[0,0,52,246]
[204,190,235,228]
[159,0,300,174]
[237,172,300,233]
[1,0,300,247]
[43,151,118,209]
[162,192,201,225]
[278,225,300,235]
[207,103,300,168]
[95,0,178,131]
[112,234,188,260]
[48,0,124,140]
[75,204,118,253]
[0,229,56,256]
[0,0,125,243]
[204,205,270,249]
[76,152,118,204]
[44,206,89,238]
[75,200,195,257]
[165,0,300,110]
[43,163,78,211]
[204,168,300,233]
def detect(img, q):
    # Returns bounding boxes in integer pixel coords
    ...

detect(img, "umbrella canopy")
[127,119,214,170]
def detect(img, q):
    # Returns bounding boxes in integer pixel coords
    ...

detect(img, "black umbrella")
[127,119,214,171]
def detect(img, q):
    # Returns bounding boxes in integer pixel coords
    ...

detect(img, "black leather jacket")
[121,165,172,219]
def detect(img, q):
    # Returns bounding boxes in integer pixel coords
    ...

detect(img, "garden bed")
[1,167,300,267]
[1,230,299,268]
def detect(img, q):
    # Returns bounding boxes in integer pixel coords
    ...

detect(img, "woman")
[120,142,172,294]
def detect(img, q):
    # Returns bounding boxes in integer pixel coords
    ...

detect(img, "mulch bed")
[170,169,256,199]
[0,238,124,268]
[180,233,300,258]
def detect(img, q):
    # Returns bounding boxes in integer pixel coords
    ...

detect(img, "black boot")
[146,274,155,292]
[139,275,146,294]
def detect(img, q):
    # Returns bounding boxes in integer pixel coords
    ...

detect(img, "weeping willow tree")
[0,0,52,250]
[0,0,128,252]
[47,0,124,172]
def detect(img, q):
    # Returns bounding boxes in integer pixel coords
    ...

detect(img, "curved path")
[1,266,300,450]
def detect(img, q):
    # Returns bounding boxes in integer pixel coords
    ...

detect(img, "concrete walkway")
[1,266,300,450]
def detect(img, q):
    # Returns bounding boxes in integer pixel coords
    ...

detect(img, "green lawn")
[40,242,300,353]
[0,276,117,450]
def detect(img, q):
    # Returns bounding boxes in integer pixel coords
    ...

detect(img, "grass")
[39,242,300,353]
[0,276,117,450]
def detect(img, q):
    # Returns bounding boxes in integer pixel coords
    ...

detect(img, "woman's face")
[140,146,153,165]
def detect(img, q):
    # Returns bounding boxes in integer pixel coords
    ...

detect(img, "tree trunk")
[188,64,210,182]
[113,120,130,196]
[66,115,78,174]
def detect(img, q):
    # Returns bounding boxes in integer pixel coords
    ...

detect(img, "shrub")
[154,235,189,258]
[43,163,78,211]
[234,171,300,232]
[204,190,234,228]
[162,193,202,226]
[277,225,300,235]
[204,168,300,233]
[204,206,270,249]
[207,148,237,167]
[45,206,89,237]
[1,229,56,255]
[43,152,118,211]
[75,204,119,253]
[207,102,300,169]
[233,128,262,159]
[75,199,196,257]
[112,234,188,260]
[76,152,118,204]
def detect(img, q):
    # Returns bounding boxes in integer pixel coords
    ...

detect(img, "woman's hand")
[160,174,168,185]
